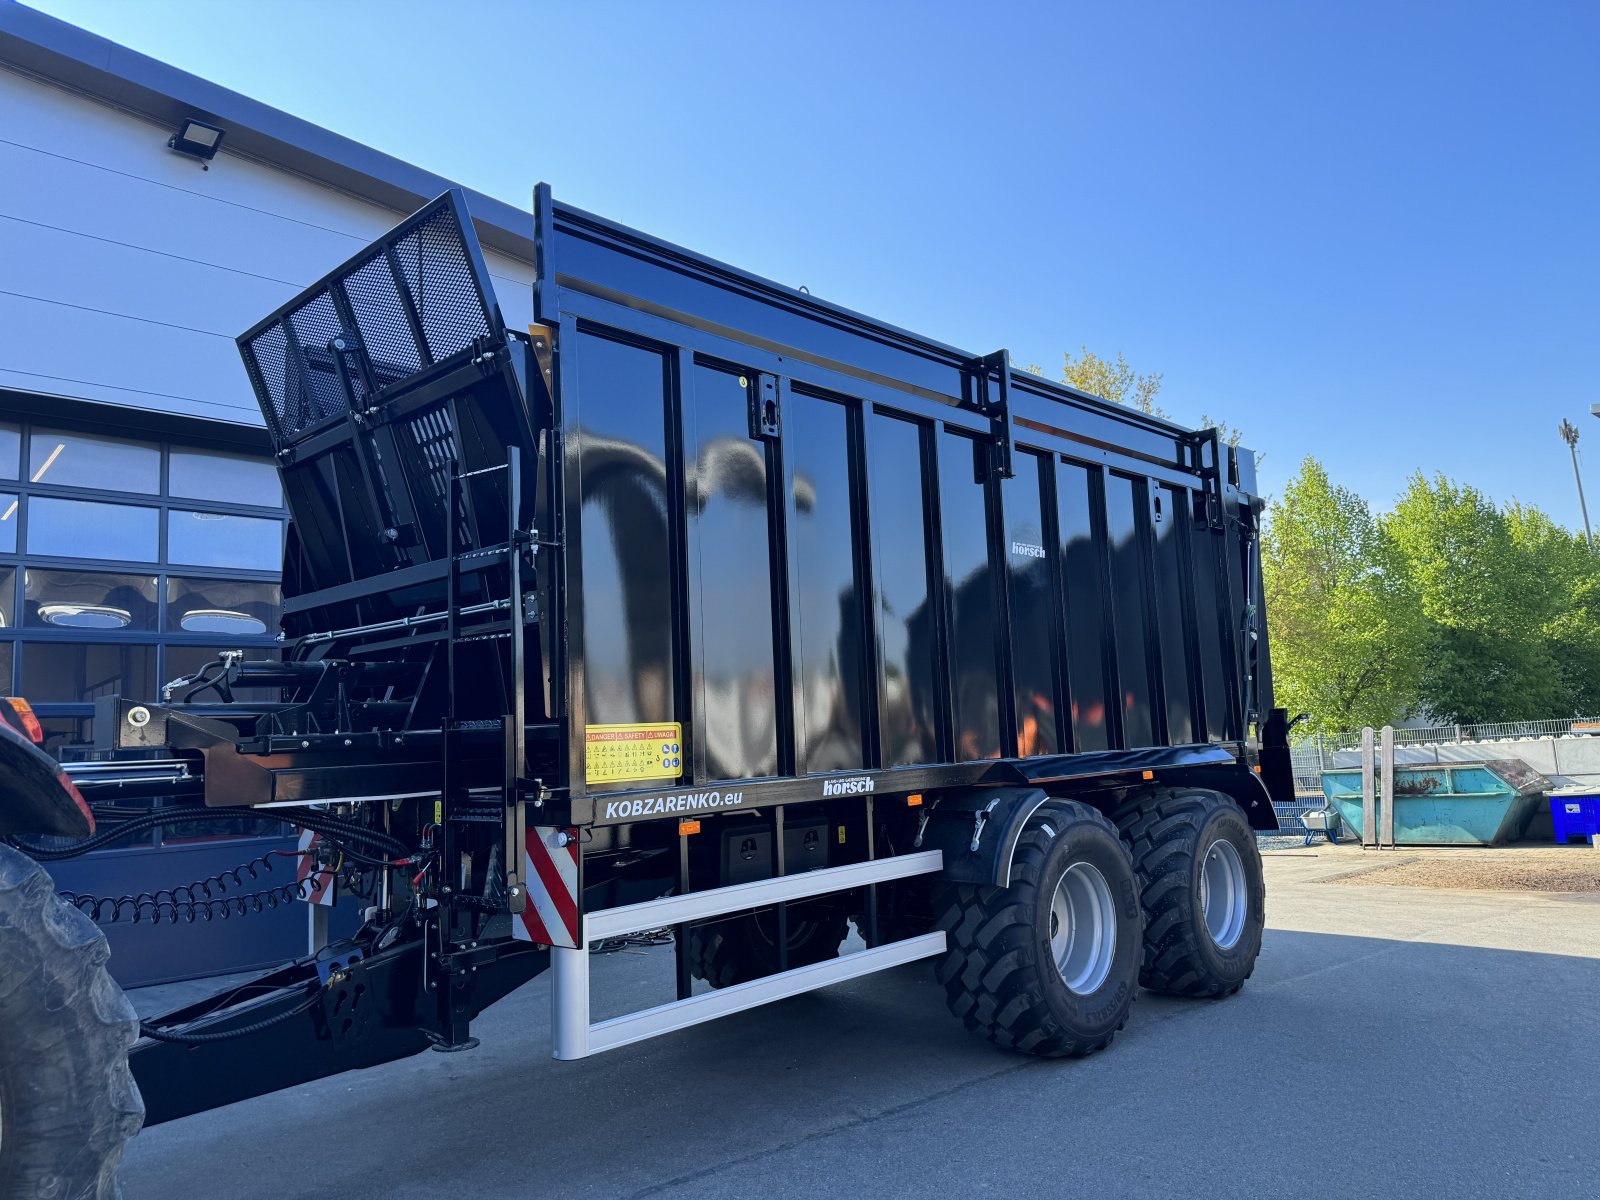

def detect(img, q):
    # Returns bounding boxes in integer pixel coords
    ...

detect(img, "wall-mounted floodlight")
[168,118,226,165]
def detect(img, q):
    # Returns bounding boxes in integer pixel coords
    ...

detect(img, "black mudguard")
[917,786,1057,887]
[921,756,1281,885]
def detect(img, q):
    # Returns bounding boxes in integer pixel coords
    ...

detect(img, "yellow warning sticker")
[585,722,684,784]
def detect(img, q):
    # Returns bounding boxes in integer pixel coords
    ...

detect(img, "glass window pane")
[29,429,160,493]
[28,498,159,561]
[169,447,283,507]
[24,569,158,631]
[0,566,13,628]
[0,493,16,552]
[0,424,18,479]
[166,577,281,636]
[21,642,157,704]
[166,511,283,569]
[0,642,12,692]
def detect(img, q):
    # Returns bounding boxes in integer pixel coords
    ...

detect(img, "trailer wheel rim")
[1200,838,1247,950]
[1048,861,1117,995]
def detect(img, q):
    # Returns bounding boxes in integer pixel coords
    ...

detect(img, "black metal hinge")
[967,350,1014,479]
[749,374,781,440]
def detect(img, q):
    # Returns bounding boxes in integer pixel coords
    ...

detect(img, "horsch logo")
[822,776,875,796]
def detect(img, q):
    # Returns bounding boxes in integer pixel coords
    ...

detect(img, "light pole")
[1561,418,1593,549]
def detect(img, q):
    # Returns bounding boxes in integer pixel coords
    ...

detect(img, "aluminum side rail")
[551,850,945,1060]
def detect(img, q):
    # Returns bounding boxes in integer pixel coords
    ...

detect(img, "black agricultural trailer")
[0,186,1294,1195]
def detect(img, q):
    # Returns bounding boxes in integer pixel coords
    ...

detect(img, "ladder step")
[584,850,944,942]
[582,931,947,1057]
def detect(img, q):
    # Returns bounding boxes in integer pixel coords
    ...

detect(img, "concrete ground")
[121,846,1600,1199]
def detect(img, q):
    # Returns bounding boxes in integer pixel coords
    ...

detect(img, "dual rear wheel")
[933,789,1264,1058]
[1114,788,1266,998]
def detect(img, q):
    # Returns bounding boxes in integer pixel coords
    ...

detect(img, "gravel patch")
[1322,845,1600,892]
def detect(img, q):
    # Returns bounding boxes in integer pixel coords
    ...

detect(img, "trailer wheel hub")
[1048,861,1116,996]
[1200,837,1248,950]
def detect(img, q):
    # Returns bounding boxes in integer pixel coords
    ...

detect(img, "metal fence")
[1382,717,1600,745]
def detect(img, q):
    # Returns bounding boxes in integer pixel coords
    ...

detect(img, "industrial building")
[0,0,535,981]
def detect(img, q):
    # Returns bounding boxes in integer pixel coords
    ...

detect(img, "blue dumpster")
[1550,791,1600,845]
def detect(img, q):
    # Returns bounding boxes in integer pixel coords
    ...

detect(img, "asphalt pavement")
[120,846,1600,1199]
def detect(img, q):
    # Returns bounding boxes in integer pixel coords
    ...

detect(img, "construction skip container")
[0,186,1294,1190]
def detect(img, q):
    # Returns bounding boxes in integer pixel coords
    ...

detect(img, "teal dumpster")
[1320,759,1548,846]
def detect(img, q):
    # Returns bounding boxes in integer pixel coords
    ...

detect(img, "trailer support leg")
[552,943,592,1061]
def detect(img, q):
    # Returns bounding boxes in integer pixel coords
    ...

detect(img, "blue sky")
[26,0,1600,523]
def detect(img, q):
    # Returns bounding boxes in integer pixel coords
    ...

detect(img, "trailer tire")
[1112,788,1265,997]
[933,801,1141,1058]
[686,900,850,989]
[0,843,143,1200]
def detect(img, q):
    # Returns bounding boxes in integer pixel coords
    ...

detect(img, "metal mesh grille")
[393,208,492,362]
[242,323,293,441]
[238,192,498,446]
[284,293,349,425]
[344,251,425,375]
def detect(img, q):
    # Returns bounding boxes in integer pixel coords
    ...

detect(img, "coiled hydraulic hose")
[54,849,378,925]
[6,804,410,862]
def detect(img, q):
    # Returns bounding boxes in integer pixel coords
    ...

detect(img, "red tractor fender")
[0,705,93,839]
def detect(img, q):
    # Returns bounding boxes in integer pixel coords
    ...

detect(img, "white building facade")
[0,1,539,981]
[0,0,537,757]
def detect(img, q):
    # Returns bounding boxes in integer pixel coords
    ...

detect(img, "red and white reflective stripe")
[512,826,580,948]
[295,828,335,906]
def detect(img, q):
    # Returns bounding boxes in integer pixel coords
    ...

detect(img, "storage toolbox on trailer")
[0,184,1294,1189]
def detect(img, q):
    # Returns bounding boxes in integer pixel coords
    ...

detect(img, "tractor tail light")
[3,698,44,744]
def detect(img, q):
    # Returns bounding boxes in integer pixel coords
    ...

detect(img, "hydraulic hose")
[6,804,410,862]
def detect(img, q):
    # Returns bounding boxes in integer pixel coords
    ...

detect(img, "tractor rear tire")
[686,900,850,989]
[0,843,143,1200]
[1112,788,1265,997]
[933,800,1142,1058]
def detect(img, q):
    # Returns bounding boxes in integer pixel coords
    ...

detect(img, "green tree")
[1059,347,1169,419]
[1504,502,1600,715]
[1262,457,1424,733]
[1048,347,1249,450]
[1384,473,1567,724]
